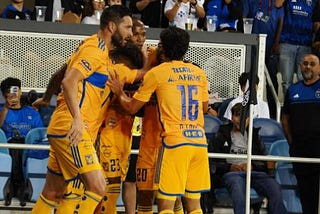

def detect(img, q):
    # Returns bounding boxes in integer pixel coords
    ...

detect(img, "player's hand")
[107,70,125,97]
[32,97,50,110]
[67,116,83,146]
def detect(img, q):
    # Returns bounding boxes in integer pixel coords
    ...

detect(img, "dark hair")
[100,5,132,30]
[159,27,190,60]
[1,77,21,94]
[109,43,144,69]
[82,0,106,17]
[238,72,259,88]
[231,102,243,116]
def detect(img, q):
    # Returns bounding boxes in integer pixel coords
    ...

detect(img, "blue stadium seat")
[253,118,286,152]
[0,128,8,154]
[204,114,222,142]
[24,127,49,202]
[269,140,302,213]
[0,153,12,200]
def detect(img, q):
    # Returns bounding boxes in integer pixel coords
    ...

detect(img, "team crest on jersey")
[27,115,32,120]
[315,89,320,98]
[85,154,94,165]
[81,60,91,71]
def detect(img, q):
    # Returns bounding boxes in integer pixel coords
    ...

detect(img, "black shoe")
[20,200,26,207]
[5,197,11,206]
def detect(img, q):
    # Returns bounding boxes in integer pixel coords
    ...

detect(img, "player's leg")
[184,146,210,214]
[31,146,66,214]
[55,179,83,214]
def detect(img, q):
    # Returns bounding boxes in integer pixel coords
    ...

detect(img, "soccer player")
[107,26,211,214]
[31,5,134,214]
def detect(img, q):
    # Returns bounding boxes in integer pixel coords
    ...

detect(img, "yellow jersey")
[48,34,113,141]
[133,61,209,147]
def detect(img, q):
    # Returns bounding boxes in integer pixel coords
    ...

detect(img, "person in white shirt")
[82,0,107,25]
[224,72,269,121]
[164,0,205,31]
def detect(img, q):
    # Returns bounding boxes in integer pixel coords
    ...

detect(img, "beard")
[302,70,314,81]
[111,30,127,49]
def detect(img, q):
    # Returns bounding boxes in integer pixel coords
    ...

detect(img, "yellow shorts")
[157,145,210,197]
[136,146,162,190]
[99,115,134,181]
[47,130,101,181]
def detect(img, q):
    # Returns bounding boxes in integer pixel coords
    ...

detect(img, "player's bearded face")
[111,29,129,48]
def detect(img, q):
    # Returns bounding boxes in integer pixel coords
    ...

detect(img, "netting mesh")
[0,32,245,98]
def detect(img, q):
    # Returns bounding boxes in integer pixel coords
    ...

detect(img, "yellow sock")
[73,190,102,214]
[173,202,184,214]
[137,205,153,214]
[159,209,174,214]
[189,208,203,214]
[31,194,58,214]
[55,193,81,214]
[95,183,120,214]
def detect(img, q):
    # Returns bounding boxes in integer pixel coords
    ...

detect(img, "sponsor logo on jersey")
[183,129,204,138]
[81,59,92,71]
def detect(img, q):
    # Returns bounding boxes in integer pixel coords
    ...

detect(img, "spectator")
[203,0,243,32]
[279,0,318,97]
[164,0,205,30]
[82,0,106,25]
[0,77,43,207]
[129,0,164,28]
[224,72,269,121]
[33,0,83,22]
[243,0,284,119]
[281,53,320,214]
[106,0,122,6]
[211,102,287,214]
[1,0,32,20]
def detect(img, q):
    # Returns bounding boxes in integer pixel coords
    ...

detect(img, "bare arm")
[281,114,292,145]
[107,71,145,114]
[32,63,66,109]
[272,17,283,54]
[192,0,205,18]
[62,68,84,146]
[136,0,157,11]
[0,105,9,128]
[165,0,182,21]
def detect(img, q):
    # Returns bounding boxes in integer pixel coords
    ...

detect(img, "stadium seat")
[269,140,302,213]
[204,114,222,142]
[253,118,286,152]
[0,153,12,200]
[24,127,49,202]
[0,128,8,154]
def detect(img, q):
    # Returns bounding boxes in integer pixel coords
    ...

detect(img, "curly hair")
[159,27,190,61]
[1,77,21,94]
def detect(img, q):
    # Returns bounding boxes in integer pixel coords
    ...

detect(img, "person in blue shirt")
[279,0,318,98]
[243,0,284,119]
[204,0,243,32]
[0,77,44,140]
[1,0,32,20]
[0,77,43,207]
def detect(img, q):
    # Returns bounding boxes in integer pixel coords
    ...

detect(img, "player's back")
[151,61,208,146]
